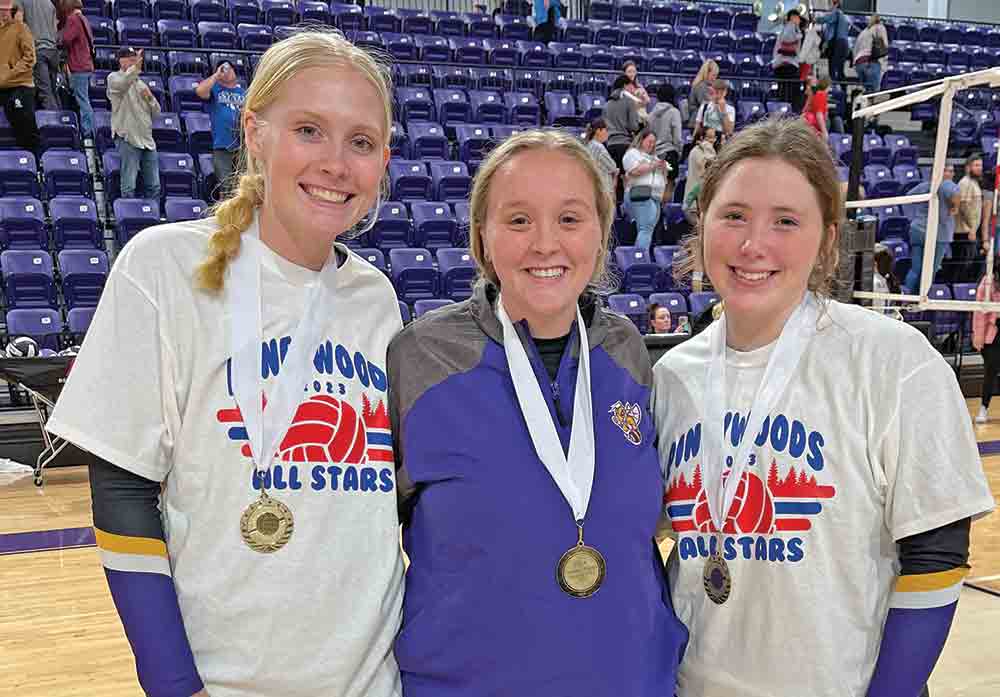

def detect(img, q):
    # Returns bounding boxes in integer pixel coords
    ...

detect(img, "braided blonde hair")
[195,29,394,292]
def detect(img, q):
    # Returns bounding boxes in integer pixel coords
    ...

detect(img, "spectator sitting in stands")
[694,79,735,143]
[58,0,95,143]
[772,9,803,113]
[957,152,984,247]
[687,59,718,129]
[197,59,246,200]
[903,164,960,294]
[648,303,672,334]
[0,0,40,154]
[108,46,161,200]
[19,0,58,110]
[802,75,830,141]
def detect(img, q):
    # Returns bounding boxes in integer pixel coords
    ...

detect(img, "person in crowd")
[802,75,830,141]
[817,0,851,82]
[649,83,682,204]
[58,0,94,142]
[603,75,643,202]
[772,9,803,113]
[584,116,618,197]
[798,17,823,83]
[19,0,58,110]
[957,152,984,244]
[694,79,735,142]
[623,128,669,251]
[648,303,672,334]
[622,60,650,107]
[872,242,901,314]
[682,126,717,224]
[688,59,719,129]
[387,128,688,697]
[108,47,161,200]
[853,14,889,95]
[973,263,1000,424]
[196,58,246,200]
[0,0,39,154]
[653,116,994,697]
[532,0,561,44]
[47,30,406,697]
[903,164,960,293]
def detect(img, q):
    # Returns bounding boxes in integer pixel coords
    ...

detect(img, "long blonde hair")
[692,59,719,88]
[195,30,394,292]
[468,129,616,293]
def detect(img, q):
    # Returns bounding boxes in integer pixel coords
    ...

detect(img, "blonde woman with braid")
[47,30,404,697]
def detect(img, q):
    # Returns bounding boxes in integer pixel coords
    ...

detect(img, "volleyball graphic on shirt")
[691,469,775,534]
[277,394,368,464]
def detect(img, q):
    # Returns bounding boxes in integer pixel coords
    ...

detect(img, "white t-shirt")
[623,147,667,199]
[652,299,994,697]
[48,216,405,697]
[695,101,736,132]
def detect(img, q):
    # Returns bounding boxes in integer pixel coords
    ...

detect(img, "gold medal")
[702,539,731,605]
[240,489,294,553]
[557,524,606,598]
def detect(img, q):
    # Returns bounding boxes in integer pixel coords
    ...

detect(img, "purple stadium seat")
[296,0,328,23]
[237,23,273,50]
[49,196,102,249]
[607,293,647,332]
[436,247,475,301]
[116,17,157,45]
[648,292,688,322]
[411,202,458,250]
[517,40,552,68]
[544,92,579,127]
[468,91,506,125]
[364,6,400,32]
[260,0,295,25]
[113,198,161,246]
[550,42,585,68]
[383,33,418,61]
[398,64,432,88]
[151,112,185,151]
[415,35,451,63]
[158,152,199,199]
[450,37,487,65]
[168,75,204,113]
[504,92,540,126]
[463,12,495,39]
[498,14,531,40]
[196,153,216,200]
[353,247,387,274]
[614,246,660,297]
[483,38,519,67]
[58,249,109,308]
[431,65,471,90]
[396,87,436,123]
[407,122,450,160]
[688,291,721,320]
[36,110,80,150]
[228,0,261,25]
[454,124,492,163]
[191,0,226,22]
[413,298,455,318]
[389,122,410,160]
[397,8,430,35]
[159,18,198,46]
[578,93,606,121]
[737,101,765,126]
[0,197,46,249]
[370,202,412,251]
[429,161,471,202]
[705,6,733,31]
[67,305,97,339]
[41,150,91,198]
[389,248,440,303]
[6,309,62,350]
[433,89,473,126]
[560,19,591,44]
[389,160,432,203]
[184,112,213,154]
[579,43,614,70]
[1,250,57,308]
[164,197,208,222]
[198,21,237,48]
[765,101,792,118]
[471,67,513,91]
[86,15,116,43]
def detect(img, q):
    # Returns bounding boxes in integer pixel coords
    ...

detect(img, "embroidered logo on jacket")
[609,401,642,446]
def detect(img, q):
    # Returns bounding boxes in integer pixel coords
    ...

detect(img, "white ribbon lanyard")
[700,293,818,533]
[228,225,338,475]
[496,296,596,523]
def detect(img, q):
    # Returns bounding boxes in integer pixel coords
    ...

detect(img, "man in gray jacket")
[19,0,59,110]
[108,46,161,200]
[603,75,642,203]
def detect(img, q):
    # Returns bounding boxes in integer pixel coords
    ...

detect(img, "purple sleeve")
[866,603,957,697]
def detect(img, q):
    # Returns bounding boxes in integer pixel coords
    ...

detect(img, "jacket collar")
[469,281,610,349]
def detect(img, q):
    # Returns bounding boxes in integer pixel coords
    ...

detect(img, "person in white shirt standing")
[693,79,735,143]
[47,30,405,697]
[652,117,994,697]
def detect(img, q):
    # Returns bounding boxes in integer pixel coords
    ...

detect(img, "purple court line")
[979,440,1000,456]
[0,526,95,556]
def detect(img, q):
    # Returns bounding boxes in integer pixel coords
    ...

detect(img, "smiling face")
[624,63,638,82]
[703,157,834,349]
[244,65,390,269]
[484,149,603,338]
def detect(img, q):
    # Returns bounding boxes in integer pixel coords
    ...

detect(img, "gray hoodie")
[649,102,682,158]
[603,89,641,148]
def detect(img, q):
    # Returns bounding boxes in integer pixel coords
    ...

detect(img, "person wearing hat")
[108,46,161,201]
[0,0,39,154]
[196,59,246,200]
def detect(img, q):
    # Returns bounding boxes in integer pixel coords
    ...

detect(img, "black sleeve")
[897,517,971,576]
[89,457,165,540]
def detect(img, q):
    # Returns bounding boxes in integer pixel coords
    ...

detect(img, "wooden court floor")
[1,399,999,697]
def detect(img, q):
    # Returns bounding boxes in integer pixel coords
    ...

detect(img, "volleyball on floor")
[5,336,39,358]
[693,470,775,534]
[277,395,367,464]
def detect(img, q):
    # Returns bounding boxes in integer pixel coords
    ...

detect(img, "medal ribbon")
[496,296,596,523]
[228,220,338,475]
[700,293,818,534]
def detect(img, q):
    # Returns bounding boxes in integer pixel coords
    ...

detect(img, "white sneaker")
[976,406,988,424]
